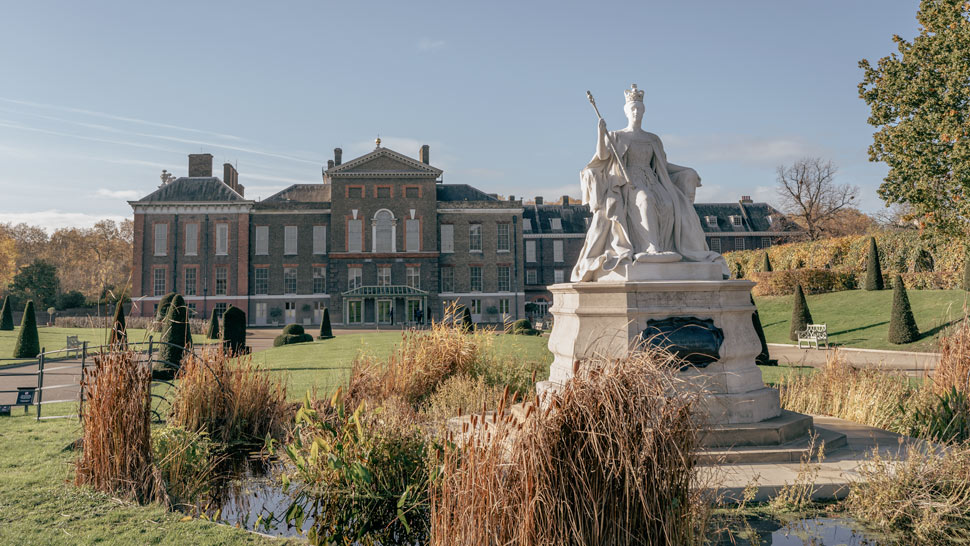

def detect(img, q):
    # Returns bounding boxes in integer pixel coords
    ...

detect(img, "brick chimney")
[327,159,335,169]
[561,195,570,206]
[188,153,213,177]
[534,196,543,205]
[740,195,753,204]
[223,163,241,195]
[419,144,430,164]
[334,148,342,166]
[509,195,515,201]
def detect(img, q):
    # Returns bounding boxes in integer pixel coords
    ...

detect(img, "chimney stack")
[419,144,430,164]
[223,163,241,195]
[535,196,543,205]
[740,195,753,204]
[334,148,343,166]
[561,195,570,206]
[327,159,335,169]
[188,153,213,177]
[509,195,515,201]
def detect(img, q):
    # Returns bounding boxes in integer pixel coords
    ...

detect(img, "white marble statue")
[571,84,730,282]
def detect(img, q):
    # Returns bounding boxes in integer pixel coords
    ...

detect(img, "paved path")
[769,343,939,377]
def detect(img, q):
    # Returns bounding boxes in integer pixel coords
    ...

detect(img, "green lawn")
[0,403,296,545]
[0,327,217,367]
[755,289,970,352]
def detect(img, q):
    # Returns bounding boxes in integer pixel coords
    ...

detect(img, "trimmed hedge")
[789,285,813,342]
[0,296,13,331]
[318,307,333,339]
[750,269,857,296]
[222,305,247,354]
[761,252,773,273]
[512,318,541,336]
[155,295,190,379]
[13,300,39,358]
[274,323,314,347]
[889,274,920,344]
[156,292,176,320]
[460,307,474,333]
[206,313,219,340]
[864,237,885,291]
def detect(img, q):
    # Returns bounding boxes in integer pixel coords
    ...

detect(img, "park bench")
[797,324,828,350]
[65,335,81,357]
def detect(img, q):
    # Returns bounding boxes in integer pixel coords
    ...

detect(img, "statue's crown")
[624,84,644,103]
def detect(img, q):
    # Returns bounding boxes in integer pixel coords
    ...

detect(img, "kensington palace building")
[130,146,798,326]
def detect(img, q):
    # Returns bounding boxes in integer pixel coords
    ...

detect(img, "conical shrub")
[864,237,884,291]
[889,275,919,344]
[156,295,189,379]
[222,305,247,354]
[108,299,127,348]
[13,300,40,358]
[206,313,219,340]
[460,306,474,333]
[789,284,813,342]
[751,295,771,365]
[0,296,13,331]
[761,252,773,273]
[156,292,176,320]
[318,307,333,339]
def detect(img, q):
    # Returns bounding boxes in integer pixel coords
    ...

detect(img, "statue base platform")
[540,276,783,426]
[593,261,723,282]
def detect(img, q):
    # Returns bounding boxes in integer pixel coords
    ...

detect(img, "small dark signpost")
[0,405,10,416]
[16,387,35,406]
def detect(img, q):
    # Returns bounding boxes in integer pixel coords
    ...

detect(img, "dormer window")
[705,216,717,227]
[550,218,562,230]
[730,216,742,227]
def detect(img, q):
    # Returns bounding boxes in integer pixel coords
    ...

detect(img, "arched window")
[374,210,395,253]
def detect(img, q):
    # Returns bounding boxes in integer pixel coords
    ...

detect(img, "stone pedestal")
[540,264,782,426]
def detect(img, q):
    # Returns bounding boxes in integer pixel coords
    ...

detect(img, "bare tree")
[776,157,859,240]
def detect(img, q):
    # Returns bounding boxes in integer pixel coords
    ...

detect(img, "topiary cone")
[889,275,919,344]
[108,299,127,349]
[318,307,333,339]
[13,300,40,358]
[222,305,247,354]
[156,295,188,376]
[751,295,771,365]
[206,313,219,340]
[761,252,773,273]
[864,237,884,291]
[156,292,176,320]
[0,296,13,331]
[460,306,474,333]
[789,284,813,342]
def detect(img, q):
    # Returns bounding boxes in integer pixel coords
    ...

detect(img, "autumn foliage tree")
[859,0,970,237]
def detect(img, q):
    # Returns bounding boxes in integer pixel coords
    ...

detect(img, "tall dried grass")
[347,303,494,407]
[168,348,288,448]
[777,352,920,433]
[75,350,167,504]
[934,317,970,395]
[430,350,705,546]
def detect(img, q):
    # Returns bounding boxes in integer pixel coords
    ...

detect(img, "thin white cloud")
[0,96,246,142]
[660,134,820,166]
[95,188,140,200]
[417,38,445,51]
[0,119,182,154]
[242,172,318,185]
[0,210,128,232]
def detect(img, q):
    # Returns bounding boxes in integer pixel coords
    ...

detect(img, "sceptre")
[586,90,631,186]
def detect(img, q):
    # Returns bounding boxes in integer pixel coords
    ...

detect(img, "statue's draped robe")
[571,131,729,282]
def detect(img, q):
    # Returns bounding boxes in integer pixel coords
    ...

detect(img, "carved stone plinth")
[539,273,783,426]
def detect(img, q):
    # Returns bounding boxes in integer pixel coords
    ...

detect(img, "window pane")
[184,223,198,256]
[313,267,326,294]
[255,226,269,255]
[284,226,298,255]
[526,269,537,285]
[348,220,362,252]
[440,224,454,253]
[469,224,482,252]
[184,268,197,296]
[407,266,420,289]
[377,187,391,198]
[348,187,362,199]
[153,268,166,296]
[378,266,391,287]
[348,267,362,290]
[313,226,327,254]
[441,267,454,292]
[497,223,510,251]
[498,265,511,291]
[709,238,721,252]
[550,218,562,230]
[406,219,420,252]
[735,237,745,251]
[375,211,393,253]
[405,187,419,198]
[215,267,228,295]
[254,268,269,295]
[553,240,564,262]
[216,223,229,255]
[154,224,167,256]
[470,266,482,292]
[284,267,297,294]
[554,269,564,283]
[526,240,536,262]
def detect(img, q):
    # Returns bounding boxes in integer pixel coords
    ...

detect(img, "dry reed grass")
[430,350,705,546]
[778,351,919,433]
[347,303,493,407]
[75,350,167,504]
[845,442,970,543]
[421,374,507,431]
[934,316,970,395]
[168,348,288,448]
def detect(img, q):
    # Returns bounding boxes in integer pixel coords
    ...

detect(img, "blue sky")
[0,1,920,230]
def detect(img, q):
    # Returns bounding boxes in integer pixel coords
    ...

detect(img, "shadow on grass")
[918,317,963,342]
[829,321,889,337]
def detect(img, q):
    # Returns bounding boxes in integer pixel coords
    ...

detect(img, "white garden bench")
[797,324,828,350]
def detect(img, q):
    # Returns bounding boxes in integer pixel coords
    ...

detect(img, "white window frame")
[526,269,537,285]
[554,269,565,284]
[377,266,391,287]
[709,238,721,253]
[348,219,363,253]
[184,223,198,256]
[497,265,511,292]
[440,224,454,253]
[348,266,362,290]
[313,225,327,255]
[468,224,482,253]
[469,265,483,292]
[254,267,269,295]
[497,223,510,252]
[405,218,420,252]
[283,267,297,294]
[499,298,510,315]
[440,267,454,292]
[373,209,395,253]
[215,223,229,256]
[550,218,562,231]
[284,225,298,255]
[761,237,772,249]
[731,216,742,227]
[526,240,536,262]
[406,266,420,289]
[734,237,745,251]
[255,226,269,256]
[706,216,718,227]
[153,268,166,296]
[153,223,167,256]
[215,267,228,295]
[184,268,197,296]
[553,240,564,263]
[313,266,326,294]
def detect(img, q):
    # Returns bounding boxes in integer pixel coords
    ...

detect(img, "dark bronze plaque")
[640,317,724,369]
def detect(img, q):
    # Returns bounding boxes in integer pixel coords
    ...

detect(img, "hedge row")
[750,269,963,296]
[725,229,963,280]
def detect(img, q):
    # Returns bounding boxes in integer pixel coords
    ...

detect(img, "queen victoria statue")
[572,85,729,282]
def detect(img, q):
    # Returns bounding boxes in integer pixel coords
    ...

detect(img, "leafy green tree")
[318,307,334,340]
[789,284,814,342]
[889,275,920,344]
[8,261,59,309]
[13,300,39,358]
[859,1,970,236]
[864,237,885,291]
[108,299,127,348]
[0,295,12,331]
[761,252,773,273]
[206,313,219,340]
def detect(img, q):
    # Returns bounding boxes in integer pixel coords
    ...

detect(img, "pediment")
[327,148,443,178]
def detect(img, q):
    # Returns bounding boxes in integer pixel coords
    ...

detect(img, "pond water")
[717,516,885,545]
